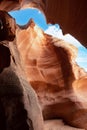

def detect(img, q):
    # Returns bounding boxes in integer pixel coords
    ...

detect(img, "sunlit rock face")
[17,19,87,129]
[0,11,44,130]
[0,1,87,129]
[72,63,87,79]
[17,19,75,99]
[73,77,87,102]
[0,0,87,47]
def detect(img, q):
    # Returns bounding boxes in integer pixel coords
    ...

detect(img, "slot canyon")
[0,0,87,130]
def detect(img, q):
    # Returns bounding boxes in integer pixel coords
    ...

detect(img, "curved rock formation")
[0,11,44,130]
[0,1,87,130]
[16,19,75,93]
[0,0,87,47]
[16,19,87,129]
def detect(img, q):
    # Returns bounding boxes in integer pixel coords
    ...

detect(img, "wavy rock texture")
[0,0,87,47]
[16,20,87,129]
[0,1,87,130]
[0,11,44,130]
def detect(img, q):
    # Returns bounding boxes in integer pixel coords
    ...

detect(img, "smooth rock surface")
[16,19,87,129]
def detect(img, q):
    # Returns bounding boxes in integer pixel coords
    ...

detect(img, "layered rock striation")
[0,1,87,129]
[17,19,87,129]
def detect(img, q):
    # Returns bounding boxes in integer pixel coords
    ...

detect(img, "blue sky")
[9,9,87,72]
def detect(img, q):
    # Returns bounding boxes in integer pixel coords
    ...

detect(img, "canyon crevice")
[0,1,87,130]
[16,19,87,129]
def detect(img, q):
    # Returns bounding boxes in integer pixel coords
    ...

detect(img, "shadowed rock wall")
[0,11,44,130]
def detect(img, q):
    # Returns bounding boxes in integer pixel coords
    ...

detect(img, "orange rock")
[17,19,87,129]
[73,77,87,101]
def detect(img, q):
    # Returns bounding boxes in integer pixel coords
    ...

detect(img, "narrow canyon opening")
[0,1,87,130]
[8,8,87,129]
[9,8,87,72]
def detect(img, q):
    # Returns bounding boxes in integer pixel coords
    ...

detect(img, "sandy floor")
[44,120,85,130]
